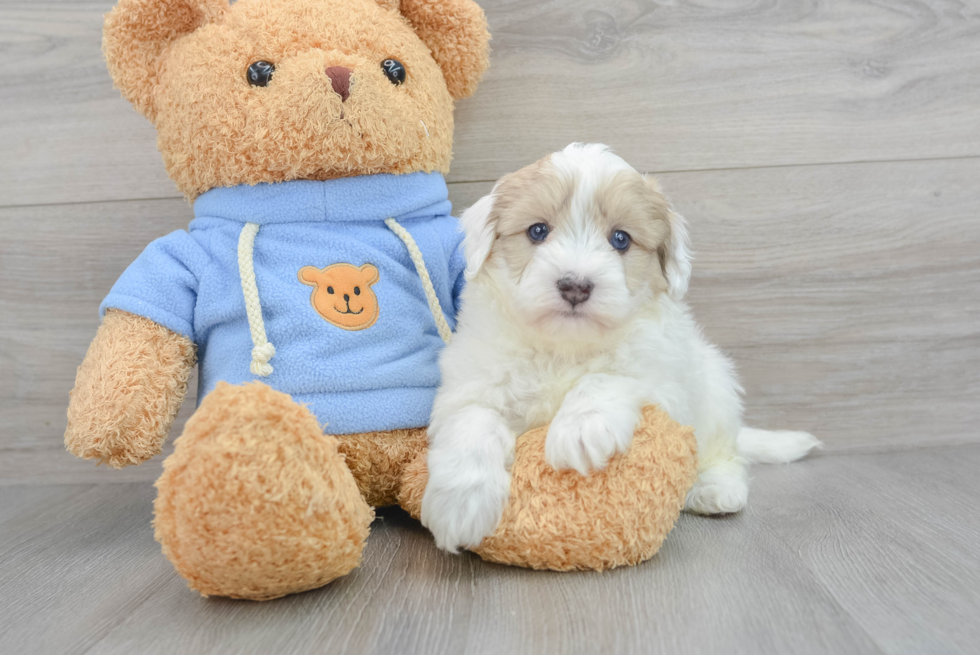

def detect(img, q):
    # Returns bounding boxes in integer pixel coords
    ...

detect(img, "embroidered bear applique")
[298,263,380,331]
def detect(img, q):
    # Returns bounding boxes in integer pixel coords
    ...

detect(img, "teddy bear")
[65,0,698,601]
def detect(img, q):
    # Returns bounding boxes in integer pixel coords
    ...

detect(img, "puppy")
[421,143,820,553]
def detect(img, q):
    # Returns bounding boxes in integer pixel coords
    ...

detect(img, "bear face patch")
[298,263,380,331]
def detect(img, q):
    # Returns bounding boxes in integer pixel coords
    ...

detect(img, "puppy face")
[461,143,691,342]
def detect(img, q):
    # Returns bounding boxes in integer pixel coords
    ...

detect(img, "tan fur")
[399,406,698,570]
[399,0,490,100]
[488,155,573,274]
[103,0,490,198]
[154,381,374,600]
[490,156,573,237]
[596,172,672,294]
[65,309,196,468]
[337,427,428,507]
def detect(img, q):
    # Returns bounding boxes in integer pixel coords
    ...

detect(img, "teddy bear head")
[104,0,490,198]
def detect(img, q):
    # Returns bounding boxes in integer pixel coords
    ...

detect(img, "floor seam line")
[3,153,980,211]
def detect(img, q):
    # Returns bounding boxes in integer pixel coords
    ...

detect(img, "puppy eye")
[527,223,549,243]
[247,61,275,87]
[610,230,631,252]
[381,59,406,85]
[354,286,361,295]
[327,286,335,294]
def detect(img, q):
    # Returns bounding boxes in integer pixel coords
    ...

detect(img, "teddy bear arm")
[398,405,698,571]
[65,309,197,468]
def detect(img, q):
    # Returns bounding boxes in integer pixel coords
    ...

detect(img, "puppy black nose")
[326,66,352,102]
[343,293,350,302]
[557,277,594,307]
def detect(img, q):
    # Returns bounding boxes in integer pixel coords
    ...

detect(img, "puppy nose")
[557,277,594,307]
[326,66,352,102]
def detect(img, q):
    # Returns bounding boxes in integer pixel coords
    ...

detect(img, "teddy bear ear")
[298,266,324,286]
[358,264,380,285]
[397,0,491,100]
[103,0,229,120]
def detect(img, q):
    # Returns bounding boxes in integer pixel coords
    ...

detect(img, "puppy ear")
[661,210,693,300]
[643,175,692,300]
[103,0,229,120]
[459,192,497,280]
[398,0,491,100]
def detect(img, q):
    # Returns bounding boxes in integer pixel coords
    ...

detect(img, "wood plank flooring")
[2,447,978,655]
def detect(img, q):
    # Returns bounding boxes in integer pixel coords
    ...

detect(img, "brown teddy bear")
[65,0,698,601]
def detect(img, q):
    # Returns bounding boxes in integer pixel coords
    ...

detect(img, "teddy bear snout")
[325,66,352,102]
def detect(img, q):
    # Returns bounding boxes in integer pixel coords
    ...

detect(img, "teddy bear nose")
[325,66,352,102]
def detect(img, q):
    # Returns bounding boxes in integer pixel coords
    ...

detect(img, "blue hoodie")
[101,172,465,435]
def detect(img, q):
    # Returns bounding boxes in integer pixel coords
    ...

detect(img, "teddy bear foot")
[154,381,373,600]
[400,406,698,571]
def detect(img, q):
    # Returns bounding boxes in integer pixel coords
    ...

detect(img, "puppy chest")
[502,362,589,431]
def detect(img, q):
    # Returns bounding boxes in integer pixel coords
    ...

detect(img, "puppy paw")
[421,459,510,553]
[685,470,749,515]
[421,406,515,552]
[545,403,637,475]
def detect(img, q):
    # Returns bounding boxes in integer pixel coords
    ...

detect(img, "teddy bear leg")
[154,381,373,600]
[399,406,698,571]
[336,427,429,508]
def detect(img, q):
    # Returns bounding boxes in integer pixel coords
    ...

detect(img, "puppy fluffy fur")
[422,143,820,553]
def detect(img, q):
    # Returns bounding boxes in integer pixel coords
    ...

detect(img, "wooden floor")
[3,446,980,655]
[2,0,980,653]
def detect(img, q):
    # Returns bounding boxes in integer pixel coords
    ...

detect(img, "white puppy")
[421,143,820,553]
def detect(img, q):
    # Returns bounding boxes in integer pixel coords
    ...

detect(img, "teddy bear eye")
[381,59,406,85]
[247,61,275,87]
[327,286,334,294]
[354,287,361,295]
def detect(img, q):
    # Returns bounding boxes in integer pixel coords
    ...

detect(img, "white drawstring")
[236,218,451,379]
[385,218,453,344]
[237,222,276,376]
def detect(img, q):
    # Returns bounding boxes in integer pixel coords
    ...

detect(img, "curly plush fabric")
[337,427,428,507]
[399,406,698,571]
[399,0,490,99]
[65,309,196,468]
[154,381,374,600]
[103,0,491,198]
